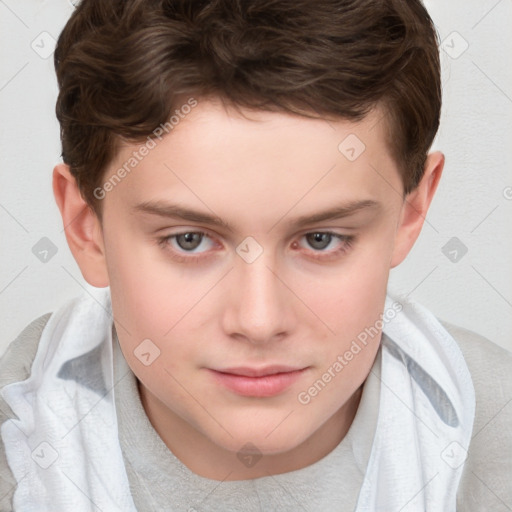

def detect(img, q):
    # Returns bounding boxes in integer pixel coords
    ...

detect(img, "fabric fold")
[354,296,475,511]
[0,287,137,512]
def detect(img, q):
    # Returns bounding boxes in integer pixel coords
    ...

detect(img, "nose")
[221,250,295,345]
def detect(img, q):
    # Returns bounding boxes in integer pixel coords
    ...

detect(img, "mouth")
[207,365,309,397]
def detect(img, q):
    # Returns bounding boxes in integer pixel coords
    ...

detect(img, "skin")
[53,98,444,481]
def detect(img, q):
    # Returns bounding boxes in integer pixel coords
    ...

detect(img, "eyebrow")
[132,199,381,231]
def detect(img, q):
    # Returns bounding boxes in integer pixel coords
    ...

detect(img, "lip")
[208,365,308,397]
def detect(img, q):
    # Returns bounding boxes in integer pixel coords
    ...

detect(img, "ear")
[390,151,444,268]
[52,163,109,287]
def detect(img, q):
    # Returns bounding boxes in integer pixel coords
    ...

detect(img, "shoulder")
[442,320,512,372]
[0,313,52,386]
[440,320,512,511]
[0,313,52,512]
[441,321,512,418]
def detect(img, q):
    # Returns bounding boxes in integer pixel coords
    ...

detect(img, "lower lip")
[208,369,307,397]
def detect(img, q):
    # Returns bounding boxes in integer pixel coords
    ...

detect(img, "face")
[78,98,431,478]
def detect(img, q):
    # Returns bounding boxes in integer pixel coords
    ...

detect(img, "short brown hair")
[54,0,441,218]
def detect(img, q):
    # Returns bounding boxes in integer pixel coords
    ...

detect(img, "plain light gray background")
[1,0,511,356]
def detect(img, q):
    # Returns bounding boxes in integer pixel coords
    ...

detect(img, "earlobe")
[52,163,110,287]
[390,151,445,268]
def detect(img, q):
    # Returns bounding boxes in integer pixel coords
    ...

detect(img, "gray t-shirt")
[112,329,381,512]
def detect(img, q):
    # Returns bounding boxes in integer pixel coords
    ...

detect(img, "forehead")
[149,98,392,162]
[106,99,401,228]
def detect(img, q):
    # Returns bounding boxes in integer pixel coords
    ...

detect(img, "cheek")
[105,233,218,395]
[290,231,392,406]
[104,227,204,336]
[294,257,388,415]
[294,233,391,336]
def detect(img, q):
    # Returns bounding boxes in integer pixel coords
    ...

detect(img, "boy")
[1,0,511,510]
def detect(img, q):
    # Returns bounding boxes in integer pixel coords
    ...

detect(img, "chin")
[211,421,312,456]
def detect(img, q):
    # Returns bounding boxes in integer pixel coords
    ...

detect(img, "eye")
[296,231,355,258]
[158,231,217,260]
[173,232,211,252]
[304,232,337,250]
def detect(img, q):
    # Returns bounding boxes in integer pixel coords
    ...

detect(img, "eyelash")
[157,230,356,264]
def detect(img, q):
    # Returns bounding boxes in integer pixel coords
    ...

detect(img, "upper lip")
[212,365,306,377]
